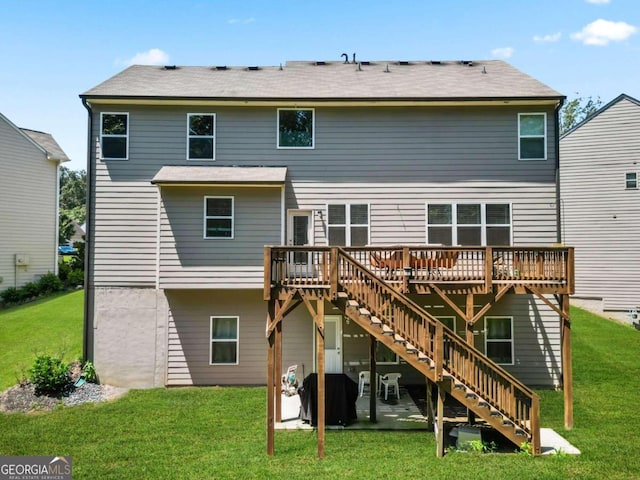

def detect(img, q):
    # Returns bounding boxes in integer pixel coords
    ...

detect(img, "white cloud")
[585,0,611,4]
[491,47,514,59]
[126,48,170,66]
[533,32,562,43]
[571,19,637,45]
[228,17,256,24]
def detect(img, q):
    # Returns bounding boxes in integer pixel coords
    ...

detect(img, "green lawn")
[1,302,640,479]
[0,290,83,390]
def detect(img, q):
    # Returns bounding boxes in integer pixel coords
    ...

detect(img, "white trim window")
[188,113,216,160]
[484,316,514,365]
[210,316,239,365]
[100,112,128,160]
[518,113,547,160]
[376,342,399,365]
[277,108,314,148]
[625,172,638,189]
[437,316,462,337]
[426,203,511,246]
[204,196,234,239]
[327,203,370,246]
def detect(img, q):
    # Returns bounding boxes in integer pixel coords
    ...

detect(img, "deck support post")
[316,300,326,459]
[266,300,276,456]
[369,334,377,423]
[425,379,434,431]
[436,382,446,457]
[561,294,573,430]
[275,321,282,423]
[464,294,476,425]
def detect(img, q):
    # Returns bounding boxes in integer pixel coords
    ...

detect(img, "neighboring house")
[0,113,70,292]
[560,94,640,312]
[81,60,572,454]
[68,220,86,246]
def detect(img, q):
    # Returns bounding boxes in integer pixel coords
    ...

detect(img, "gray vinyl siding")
[560,97,640,310]
[90,104,557,287]
[159,186,281,288]
[166,289,313,386]
[0,117,57,291]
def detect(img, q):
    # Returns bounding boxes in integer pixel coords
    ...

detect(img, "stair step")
[490,410,503,418]
[453,382,466,391]
[381,324,394,335]
[358,308,371,317]
[477,400,490,409]
[393,334,406,344]
[405,342,418,354]
[370,316,382,326]
[514,428,528,437]
[337,292,349,300]
[465,392,478,400]
[347,300,359,309]
[417,352,429,362]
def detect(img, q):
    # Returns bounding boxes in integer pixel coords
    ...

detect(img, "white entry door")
[322,315,343,373]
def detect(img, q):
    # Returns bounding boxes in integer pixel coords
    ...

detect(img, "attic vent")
[360,61,370,66]
[430,61,442,65]
[315,61,326,66]
[397,61,411,66]
[247,66,260,71]
[215,66,228,71]
[460,60,473,66]
[163,65,177,70]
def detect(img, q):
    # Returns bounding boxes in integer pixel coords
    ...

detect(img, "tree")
[560,95,603,135]
[59,166,87,244]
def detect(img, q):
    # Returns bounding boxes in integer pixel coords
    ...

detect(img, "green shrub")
[82,361,97,383]
[0,287,21,304]
[28,354,71,396]
[20,282,40,301]
[58,261,71,283]
[37,273,63,295]
[66,269,84,288]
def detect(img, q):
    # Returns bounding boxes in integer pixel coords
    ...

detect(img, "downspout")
[54,160,61,275]
[81,98,94,362]
[554,98,565,244]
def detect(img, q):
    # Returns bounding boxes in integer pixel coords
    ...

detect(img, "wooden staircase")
[333,248,540,453]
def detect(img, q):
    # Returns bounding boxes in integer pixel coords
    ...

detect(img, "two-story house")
[560,94,640,314]
[0,113,70,293]
[81,59,572,454]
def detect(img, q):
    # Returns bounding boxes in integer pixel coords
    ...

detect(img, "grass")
[0,290,83,389]
[1,302,640,478]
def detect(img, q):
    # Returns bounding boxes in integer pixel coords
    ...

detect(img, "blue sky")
[1,0,638,170]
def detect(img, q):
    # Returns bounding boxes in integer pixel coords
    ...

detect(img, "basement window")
[277,108,314,148]
[518,113,547,160]
[210,316,239,365]
[485,316,514,365]
[100,112,128,160]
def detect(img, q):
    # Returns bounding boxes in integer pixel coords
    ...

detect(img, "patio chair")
[379,373,402,400]
[281,365,298,396]
[358,371,378,397]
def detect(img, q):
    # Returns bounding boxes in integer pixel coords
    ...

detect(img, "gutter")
[555,98,565,244]
[81,98,94,362]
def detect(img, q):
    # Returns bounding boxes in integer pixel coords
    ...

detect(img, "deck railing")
[266,245,574,294]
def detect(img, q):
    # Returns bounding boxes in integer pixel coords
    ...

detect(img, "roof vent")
[360,61,370,66]
[460,60,473,66]
[163,65,177,70]
[215,66,228,71]
[397,61,410,66]
[430,61,442,65]
[247,66,260,71]
[315,61,326,66]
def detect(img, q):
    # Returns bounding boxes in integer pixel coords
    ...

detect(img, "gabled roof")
[81,60,563,104]
[560,93,640,139]
[20,128,71,163]
[151,166,287,185]
[0,112,70,163]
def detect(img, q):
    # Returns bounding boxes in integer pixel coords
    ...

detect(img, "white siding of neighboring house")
[0,116,58,292]
[560,96,640,310]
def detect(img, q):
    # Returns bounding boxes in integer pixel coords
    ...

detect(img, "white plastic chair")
[358,371,371,397]
[379,373,402,400]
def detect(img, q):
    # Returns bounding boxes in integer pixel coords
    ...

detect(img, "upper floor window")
[327,203,369,246]
[100,113,128,160]
[518,113,546,160]
[204,196,233,239]
[625,172,638,189]
[210,316,239,365]
[426,203,511,246]
[188,114,215,160]
[278,108,314,148]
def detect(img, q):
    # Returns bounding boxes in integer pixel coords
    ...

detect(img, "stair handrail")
[336,248,538,428]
